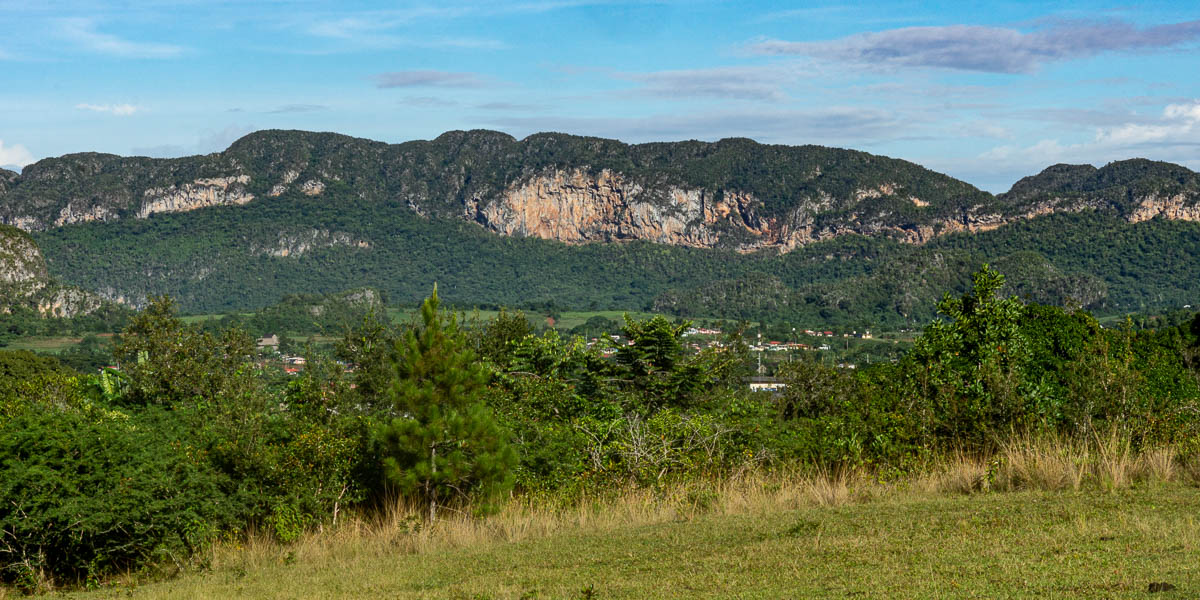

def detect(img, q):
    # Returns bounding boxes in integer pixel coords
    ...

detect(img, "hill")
[2,130,1199,324]
[0,129,1017,249]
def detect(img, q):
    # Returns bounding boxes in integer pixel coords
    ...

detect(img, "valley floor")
[51,483,1199,599]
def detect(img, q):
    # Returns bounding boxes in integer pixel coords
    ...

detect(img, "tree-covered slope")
[30,192,1200,328]
[7,129,1200,327]
[998,159,1200,219]
[0,129,1004,250]
[0,224,126,335]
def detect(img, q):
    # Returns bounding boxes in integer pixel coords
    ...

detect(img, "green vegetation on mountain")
[30,199,1200,328]
[1,129,991,228]
[3,129,1200,329]
[0,224,129,345]
[999,158,1200,215]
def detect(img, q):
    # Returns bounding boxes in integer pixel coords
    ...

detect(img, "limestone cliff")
[138,175,254,218]
[0,225,49,291]
[0,224,108,317]
[473,168,1055,251]
[473,169,754,248]
[1128,193,1200,223]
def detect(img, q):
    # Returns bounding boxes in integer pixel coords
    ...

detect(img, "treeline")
[0,304,130,346]
[3,267,1200,591]
[193,288,386,340]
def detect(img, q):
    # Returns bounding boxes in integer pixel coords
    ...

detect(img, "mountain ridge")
[13,129,1195,253]
[4,130,1200,324]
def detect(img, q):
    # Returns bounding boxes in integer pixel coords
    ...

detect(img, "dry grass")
[186,468,891,581]
[29,437,1200,598]
[60,478,1200,599]
[940,433,1198,495]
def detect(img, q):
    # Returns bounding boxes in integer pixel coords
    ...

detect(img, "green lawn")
[61,485,1199,599]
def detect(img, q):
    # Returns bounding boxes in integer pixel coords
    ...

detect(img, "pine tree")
[375,286,515,520]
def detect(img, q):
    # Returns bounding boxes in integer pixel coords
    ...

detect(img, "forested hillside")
[31,198,1200,327]
[2,129,1198,326]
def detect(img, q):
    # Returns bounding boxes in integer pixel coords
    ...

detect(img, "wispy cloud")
[0,139,35,170]
[374,70,490,89]
[130,124,257,158]
[267,103,327,114]
[475,101,543,111]
[616,65,807,102]
[748,18,1200,73]
[57,18,184,58]
[487,106,906,145]
[75,103,140,116]
[950,100,1200,191]
[299,13,505,50]
[399,96,460,107]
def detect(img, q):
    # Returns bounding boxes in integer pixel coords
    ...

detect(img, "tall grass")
[26,436,1200,595]
[204,435,1199,577]
[917,432,1197,494]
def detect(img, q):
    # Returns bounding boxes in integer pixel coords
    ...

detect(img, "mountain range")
[1,129,1198,326]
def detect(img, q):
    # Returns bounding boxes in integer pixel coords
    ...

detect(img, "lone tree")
[375,286,515,520]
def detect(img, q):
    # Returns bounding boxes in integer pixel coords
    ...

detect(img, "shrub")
[0,408,232,590]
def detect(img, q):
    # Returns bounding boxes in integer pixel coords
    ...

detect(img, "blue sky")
[1,0,1199,192]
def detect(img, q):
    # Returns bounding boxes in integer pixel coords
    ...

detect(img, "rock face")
[475,168,755,248]
[0,224,107,317]
[475,168,1061,251]
[2,130,1199,254]
[251,229,370,258]
[138,175,254,218]
[1128,193,1200,223]
[0,225,49,289]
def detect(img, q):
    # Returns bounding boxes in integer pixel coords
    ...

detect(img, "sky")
[1,0,1199,192]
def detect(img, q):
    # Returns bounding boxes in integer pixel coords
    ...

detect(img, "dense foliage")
[31,192,1200,328]
[3,270,1199,592]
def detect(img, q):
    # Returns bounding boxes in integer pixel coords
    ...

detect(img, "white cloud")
[57,18,184,58]
[76,103,140,116]
[0,140,36,170]
[1094,101,1200,146]
[1164,102,1200,123]
[950,100,1200,192]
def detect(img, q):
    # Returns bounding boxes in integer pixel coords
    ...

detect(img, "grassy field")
[3,334,113,354]
[47,465,1200,599]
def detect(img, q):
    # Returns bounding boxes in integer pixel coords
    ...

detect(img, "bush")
[0,408,232,590]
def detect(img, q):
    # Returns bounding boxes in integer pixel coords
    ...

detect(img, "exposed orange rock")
[474,169,1097,252]
[138,175,254,219]
[1128,193,1200,223]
